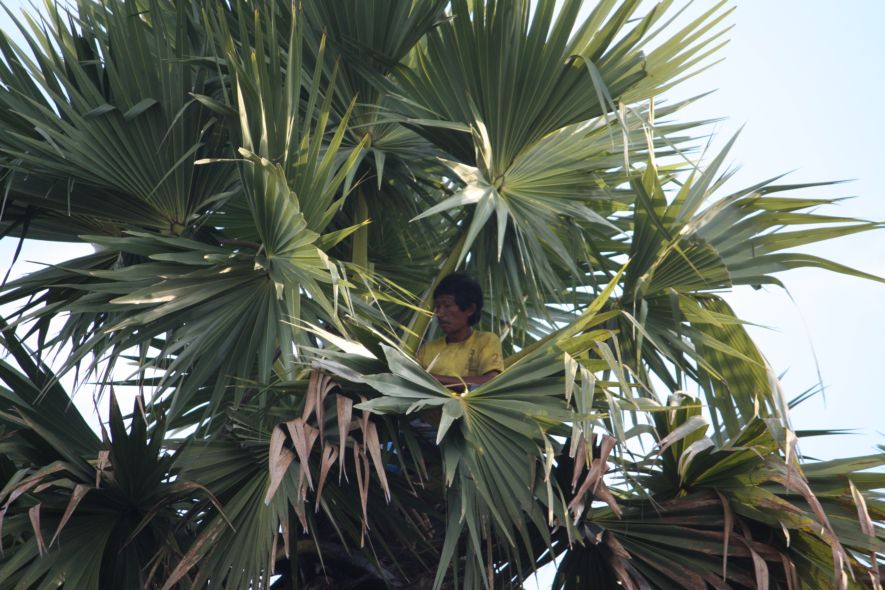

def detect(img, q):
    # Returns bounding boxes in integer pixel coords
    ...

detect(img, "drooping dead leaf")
[568,435,618,519]
[780,552,799,590]
[293,495,308,533]
[268,425,286,476]
[746,540,785,562]
[359,398,369,448]
[867,559,880,590]
[736,535,769,590]
[286,418,319,492]
[568,472,594,519]
[50,484,91,547]
[594,436,616,484]
[607,556,638,590]
[161,517,227,590]
[316,371,337,441]
[302,370,318,422]
[356,397,372,544]
[594,482,622,517]
[2,463,66,506]
[29,504,45,555]
[603,533,639,590]
[144,481,234,536]
[336,395,353,482]
[833,547,848,590]
[281,517,290,558]
[265,447,296,505]
[315,445,338,512]
[364,422,390,503]
[265,424,294,504]
[306,424,320,463]
[571,437,588,492]
[849,479,875,537]
[715,490,733,582]
[774,472,849,589]
[353,443,370,546]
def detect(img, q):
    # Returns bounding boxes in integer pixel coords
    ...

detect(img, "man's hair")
[433,272,483,326]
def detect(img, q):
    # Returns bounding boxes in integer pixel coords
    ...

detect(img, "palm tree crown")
[0,1,881,588]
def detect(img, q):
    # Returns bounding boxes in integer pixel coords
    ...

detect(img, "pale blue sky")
[665,1,885,461]
[0,0,881,466]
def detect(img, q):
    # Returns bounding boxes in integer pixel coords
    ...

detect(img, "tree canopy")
[0,1,881,588]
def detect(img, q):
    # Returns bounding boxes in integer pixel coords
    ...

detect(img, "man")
[417,272,503,389]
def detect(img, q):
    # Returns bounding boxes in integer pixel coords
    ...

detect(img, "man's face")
[433,294,475,336]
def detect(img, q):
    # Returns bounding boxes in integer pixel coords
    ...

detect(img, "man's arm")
[431,370,500,388]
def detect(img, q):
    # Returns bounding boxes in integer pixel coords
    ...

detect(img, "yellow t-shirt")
[417,331,504,377]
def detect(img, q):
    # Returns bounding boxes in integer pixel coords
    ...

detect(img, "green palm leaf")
[0,1,234,237]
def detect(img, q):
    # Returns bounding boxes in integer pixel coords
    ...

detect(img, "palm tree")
[0,0,881,588]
